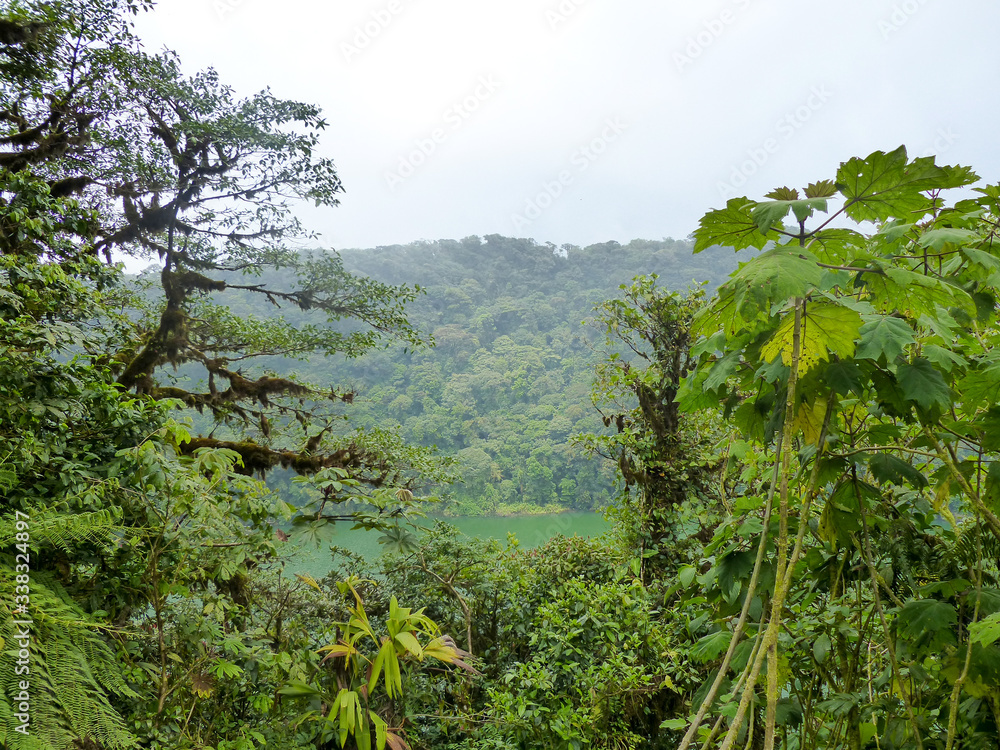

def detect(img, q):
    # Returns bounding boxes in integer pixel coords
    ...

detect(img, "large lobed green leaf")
[837,146,978,223]
[760,301,862,373]
[693,198,774,253]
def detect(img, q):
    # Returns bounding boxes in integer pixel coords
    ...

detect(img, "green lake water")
[282,512,610,579]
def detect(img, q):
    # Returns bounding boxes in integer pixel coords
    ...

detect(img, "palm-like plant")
[281,577,476,750]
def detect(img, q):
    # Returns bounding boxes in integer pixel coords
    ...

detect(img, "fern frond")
[0,508,125,551]
[0,571,139,749]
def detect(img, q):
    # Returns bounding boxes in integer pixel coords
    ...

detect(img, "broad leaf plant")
[673,147,1000,750]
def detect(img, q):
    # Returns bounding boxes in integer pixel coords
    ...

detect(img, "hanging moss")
[216,373,310,407]
[178,437,385,483]
[162,268,226,299]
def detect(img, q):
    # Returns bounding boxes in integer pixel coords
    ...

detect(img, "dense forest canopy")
[4,2,1000,750]
[332,235,734,514]
[184,234,739,515]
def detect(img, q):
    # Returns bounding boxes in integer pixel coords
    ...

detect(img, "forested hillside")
[305,235,737,513]
[167,234,739,514]
[7,2,1000,749]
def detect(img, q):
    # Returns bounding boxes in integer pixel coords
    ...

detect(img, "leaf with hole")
[760,302,861,373]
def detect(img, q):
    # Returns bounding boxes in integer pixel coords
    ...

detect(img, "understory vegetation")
[3,2,1000,750]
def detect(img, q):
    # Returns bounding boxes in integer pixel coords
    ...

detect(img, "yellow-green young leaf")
[370,711,388,750]
[792,397,829,446]
[760,303,862,373]
[970,613,1000,647]
[932,480,960,528]
[368,640,393,696]
[765,186,799,200]
[387,596,406,637]
[331,689,349,747]
[804,179,837,198]
[393,630,423,658]
[355,702,372,750]
[295,573,322,591]
[344,691,358,733]
[423,636,479,673]
[318,642,356,662]
[278,681,322,697]
[384,648,402,698]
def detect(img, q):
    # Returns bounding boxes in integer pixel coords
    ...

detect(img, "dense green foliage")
[324,149,1000,750]
[6,2,1000,750]
[261,235,738,515]
[671,148,1000,750]
[582,277,722,580]
[0,2,465,748]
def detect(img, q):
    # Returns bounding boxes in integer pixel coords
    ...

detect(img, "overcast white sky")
[134,0,1000,253]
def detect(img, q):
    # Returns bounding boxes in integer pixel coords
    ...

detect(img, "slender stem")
[698,626,766,750]
[857,480,925,750]
[923,426,1000,539]
[719,299,804,750]
[763,300,803,750]
[945,516,983,750]
[676,434,783,750]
